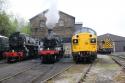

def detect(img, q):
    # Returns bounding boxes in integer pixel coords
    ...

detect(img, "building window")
[59,20,64,26]
[39,20,45,28]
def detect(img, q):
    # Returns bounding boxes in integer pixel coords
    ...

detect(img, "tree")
[9,17,18,34]
[0,0,14,36]
[0,0,31,36]
[0,11,12,36]
[20,22,31,35]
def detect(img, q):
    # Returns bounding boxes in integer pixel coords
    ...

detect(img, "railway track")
[0,59,41,83]
[0,58,73,83]
[0,58,39,68]
[0,57,94,83]
[0,64,55,83]
[112,55,125,69]
[0,60,10,68]
[42,63,93,83]
[41,64,73,83]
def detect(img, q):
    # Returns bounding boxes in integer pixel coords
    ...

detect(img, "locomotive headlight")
[55,47,61,51]
[73,39,78,44]
[90,38,96,43]
[40,48,43,50]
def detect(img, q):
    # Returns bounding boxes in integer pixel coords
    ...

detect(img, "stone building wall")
[30,11,75,39]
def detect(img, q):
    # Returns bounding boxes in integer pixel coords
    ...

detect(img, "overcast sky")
[7,0,125,36]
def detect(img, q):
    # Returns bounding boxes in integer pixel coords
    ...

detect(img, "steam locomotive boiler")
[4,32,38,62]
[38,29,64,63]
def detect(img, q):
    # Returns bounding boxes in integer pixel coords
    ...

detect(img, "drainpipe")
[113,42,116,53]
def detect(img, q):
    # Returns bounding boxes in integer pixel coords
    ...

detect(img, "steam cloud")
[45,0,59,29]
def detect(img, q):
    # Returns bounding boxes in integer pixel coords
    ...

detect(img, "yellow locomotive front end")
[98,35,113,54]
[72,27,97,63]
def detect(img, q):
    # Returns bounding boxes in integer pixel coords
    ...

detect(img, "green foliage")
[0,0,16,36]
[20,23,31,35]
[0,11,12,36]
[0,0,31,36]
[9,18,18,34]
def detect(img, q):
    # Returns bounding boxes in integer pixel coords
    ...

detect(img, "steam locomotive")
[4,32,38,62]
[0,35,9,59]
[38,29,64,63]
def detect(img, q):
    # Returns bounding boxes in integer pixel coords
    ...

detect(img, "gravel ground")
[0,60,10,68]
[111,52,125,56]
[46,64,91,83]
[0,59,41,81]
[83,54,125,83]
[0,58,73,83]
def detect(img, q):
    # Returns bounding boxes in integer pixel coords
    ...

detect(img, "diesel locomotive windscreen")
[74,27,97,35]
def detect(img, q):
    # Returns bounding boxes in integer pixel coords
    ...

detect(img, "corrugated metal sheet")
[98,33,125,42]
[98,33,125,52]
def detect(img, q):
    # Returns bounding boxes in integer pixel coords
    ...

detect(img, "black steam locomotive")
[38,29,64,63]
[4,32,38,62]
[0,35,9,59]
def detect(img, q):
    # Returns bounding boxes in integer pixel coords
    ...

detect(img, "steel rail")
[112,57,125,69]
[0,64,39,83]
[78,64,93,83]
[41,64,73,83]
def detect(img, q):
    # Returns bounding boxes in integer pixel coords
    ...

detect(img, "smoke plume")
[45,0,59,29]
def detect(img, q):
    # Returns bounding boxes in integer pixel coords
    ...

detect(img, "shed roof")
[98,33,125,42]
[29,10,75,21]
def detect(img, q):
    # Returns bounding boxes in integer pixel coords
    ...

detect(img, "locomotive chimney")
[47,29,54,39]
[48,29,53,35]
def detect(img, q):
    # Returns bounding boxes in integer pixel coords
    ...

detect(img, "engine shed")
[98,33,125,52]
[29,10,75,41]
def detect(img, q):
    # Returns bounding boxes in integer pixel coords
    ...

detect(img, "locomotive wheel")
[56,55,59,62]
[95,54,97,59]
[87,56,93,63]
[18,56,23,62]
[57,54,61,62]
[41,56,47,63]
[6,57,11,63]
[50,55,56,63]
[73,56,79,64]
[94,54,97,59]
[75,58,79,64]
[54,55,57,62]
[72,56,76,61]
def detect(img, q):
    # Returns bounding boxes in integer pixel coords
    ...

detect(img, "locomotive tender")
[4,32,38,62]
